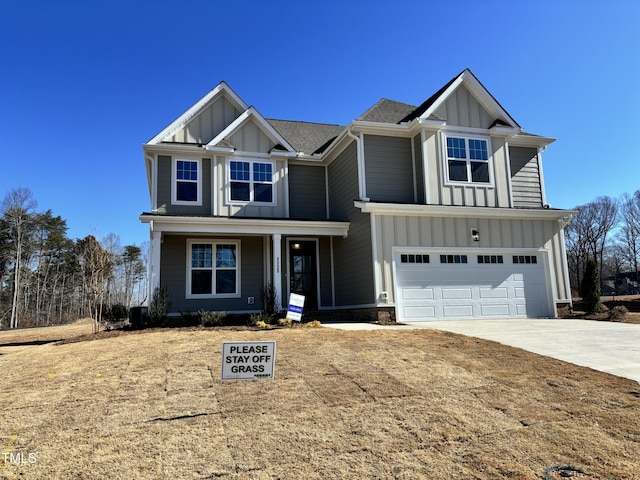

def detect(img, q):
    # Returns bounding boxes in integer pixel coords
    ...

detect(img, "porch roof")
[139,213,350,237]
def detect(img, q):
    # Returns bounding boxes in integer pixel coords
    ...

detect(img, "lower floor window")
[188,241,240,297]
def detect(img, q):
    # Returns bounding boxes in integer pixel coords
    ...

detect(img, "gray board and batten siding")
[327,142,375,307]
[163,95,243,144]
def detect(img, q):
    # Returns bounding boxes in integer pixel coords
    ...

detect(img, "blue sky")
[1,0,638,246]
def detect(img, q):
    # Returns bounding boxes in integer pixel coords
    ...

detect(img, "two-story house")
[140,69,574,322]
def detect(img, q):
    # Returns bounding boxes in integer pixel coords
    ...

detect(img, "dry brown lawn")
[1,321,640,479]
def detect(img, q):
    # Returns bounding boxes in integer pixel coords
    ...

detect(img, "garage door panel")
[402,288,434,300]
[441,288,472,299]
[443,305,474,317]
[396,250,552,321]
[405,306,436,318]
[481,304,511,316]
[479,287,508,299]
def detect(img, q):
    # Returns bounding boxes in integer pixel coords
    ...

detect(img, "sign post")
[286,293,305,322]
[221,341,276,381]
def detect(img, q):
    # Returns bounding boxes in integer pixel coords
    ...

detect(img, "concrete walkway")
[323,319,640,382]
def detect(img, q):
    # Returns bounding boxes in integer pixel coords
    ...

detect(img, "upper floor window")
[445,136,491,185]
[228,159,274,204]
[172,158,202,205]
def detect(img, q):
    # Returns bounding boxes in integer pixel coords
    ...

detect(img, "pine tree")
[580,258,601,313]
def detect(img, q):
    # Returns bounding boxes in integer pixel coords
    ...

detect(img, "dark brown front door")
[289,241,317,309]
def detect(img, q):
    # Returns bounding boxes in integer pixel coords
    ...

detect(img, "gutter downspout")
[346,127,370,201]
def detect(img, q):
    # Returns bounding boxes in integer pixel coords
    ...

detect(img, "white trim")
[419,70,520,129]
[172,158,203,206]
[147,82,248,145]
[354,201,577,221]
[272,234,282,310]
[420,129,429,203]
[225,157,277,206]
[151,155,158,211]
[504,140,514,208]
[206,106,296,153]
[329,236,336,308]
[324,165,330,219]
[538,150,548,207]
[370,213,382,304]
[286,238,321,309]
[186,239,241,299]
[410,134,417,202]
[283,159,290,218]
[441,133,495,188]
[140,214,350,237]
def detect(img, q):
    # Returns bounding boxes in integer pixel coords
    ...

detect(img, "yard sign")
[221,341,276,381]
[286,293,305,321]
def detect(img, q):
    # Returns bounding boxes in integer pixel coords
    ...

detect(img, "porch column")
[272,233,282,310]
[150,229,162,298]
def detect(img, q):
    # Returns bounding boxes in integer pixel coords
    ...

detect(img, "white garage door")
[395,251,552,321]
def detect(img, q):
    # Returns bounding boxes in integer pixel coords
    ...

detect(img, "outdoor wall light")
[471,228,480,242]
[292,243,301,249]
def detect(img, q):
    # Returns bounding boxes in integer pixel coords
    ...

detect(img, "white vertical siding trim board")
[325,165,330,219]
[410,136,417,202]
[330,236,336,308]
[370,213,382,305]
[211,156,217,215]
[358,133,369,201]
[558,221,572,303]
[283,159,290,218]
[504,141,514,208]
[150,228,161,295]
[152,155,158,211]
[538,151,548,206]
[272,234,282,309]
[421,130,429,204]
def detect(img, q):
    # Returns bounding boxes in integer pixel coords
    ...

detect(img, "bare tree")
[1,188,37,328]
[566,196,618,293]
[619,191,640,288]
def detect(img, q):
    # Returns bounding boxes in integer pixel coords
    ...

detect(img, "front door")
[289,241,317,309]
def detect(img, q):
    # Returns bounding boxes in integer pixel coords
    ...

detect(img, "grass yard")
[1,320,639,479]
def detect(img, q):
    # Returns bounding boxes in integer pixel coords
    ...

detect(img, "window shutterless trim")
[441,133,495,187]
[171,158,203,206]
[226,158,276,206]
[186,239,241,299]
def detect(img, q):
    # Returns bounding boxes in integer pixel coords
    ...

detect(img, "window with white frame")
[172,159,202,205]
[187,240,240,298]
[445,136,491,184]
[228,159,274,204]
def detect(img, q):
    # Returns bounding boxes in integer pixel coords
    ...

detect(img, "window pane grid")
[229,161,274,203]
[447,137,466,158]
[446,137,490,184]
[189,242,238,296]
[177,160,198,181]
[230,161,250,181]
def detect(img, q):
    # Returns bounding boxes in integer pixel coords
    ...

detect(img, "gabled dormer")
[344,69,553,209]
[143,82,299,218]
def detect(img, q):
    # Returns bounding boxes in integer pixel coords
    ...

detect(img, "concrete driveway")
[324,319,640,382]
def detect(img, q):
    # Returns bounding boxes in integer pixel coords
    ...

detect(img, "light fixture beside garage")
[471,228,480,242]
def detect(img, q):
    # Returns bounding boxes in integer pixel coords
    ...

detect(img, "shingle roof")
[267,119,345,155]
[356,98,418,124]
